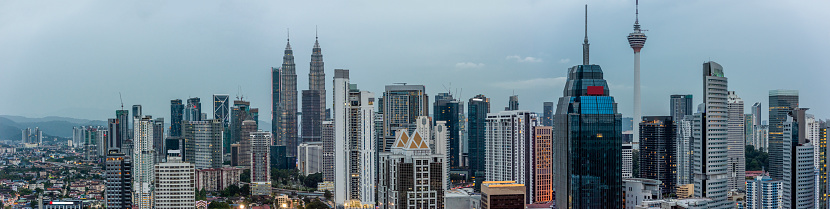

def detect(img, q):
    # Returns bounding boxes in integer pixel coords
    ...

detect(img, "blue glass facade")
[555,64,623,208]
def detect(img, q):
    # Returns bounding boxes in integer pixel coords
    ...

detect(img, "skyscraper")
[506,95,519,111]
[434,92,463,169]
[297,142,322,176]
[628,1,647,147]
[213,94,230,128]
[106,150,132,209]
[185,97,202,122]
[554,7,623,207]
[230,100,256,153]
[250,131,272,196]
[727,91,746,191]
[133,116,155,209]
[333,69,376,206]
[670,95,694,121]
[533,126,553,203]
[782,108,815,209]
[112,110,130,151]
[693,61,730,208]
[237,120,256,167]
[382,84,428,152]
[184,120,223,169]
[153,155,195,209]
[746,175,782,209]
[305,34,326,142]
[321,120,334,183]
[170,99,184,137]
[769,89,799,179]
[377,130,445,209]
[677,115,694,186]
[639,116,676,195]
[272,37,299,158]
[750,102,764,150]
[301,90,322,142]
[485,110,538,204]
[542,102,554,126]
[153,118,165,163]
[467,94,490,191]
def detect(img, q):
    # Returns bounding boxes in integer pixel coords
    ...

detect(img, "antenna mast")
[119,92,124,110]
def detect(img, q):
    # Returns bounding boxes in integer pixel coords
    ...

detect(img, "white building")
[333,69,375,207]
[154,155,195,209]
[624,178,663,209]
[186,120,223,169]
[297,142,323,176]
[623,143,634,178]
[745,175,781,209]
[637,198,712,209]
[692,61,730,208]
[250,131,272,196]
[377,130,445,209]
[133,116,155,209]
[677,116,694,186]
[782,108,815,209]
[484,110,538,204]
[726,91,746,191]
[426,117,450,191]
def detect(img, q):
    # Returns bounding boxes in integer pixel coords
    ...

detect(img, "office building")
[251,131,272,196]
[750,102,765,150]
[434,92,464,169]
[692,61,730,208]
[628,0,647,148]
[382,84,428,152]
[195,167,244,192]
[321,120,334,182]
[230,100,257,154]
[677,184,694,198]
[554,7,623,207]
[507,95,519,111]
[782,108,815,209]
[185,97,202,122]
[670,95,694,122]
[309,35,326,124]
[183,120,223,169]
[485,110,538,204]
[432,120,450,190]
[153,118,165,163]
[727,91,746,191]
[468,94,490,191]
[769,89,799,179]
[480,181,525,209]
[623,178,662,209]
[133,116,155,209]
[542,102,554,126]
[272,37,298,158]
[623,143,634,178]
[819,122,829,209]
[105,151,132,209]
[639,116,676,195]
[301,90,322,143]
[153,155,195,209]
[237,120,256,167]
[745,175,782,209]
[230,143,240,166]
[333,69,376,206]
[297,142,322,176]
[170,99,184,137]
[96,129,108,156]
[377,130,444,209]
[214,94,230,128]
[533,126,553,203]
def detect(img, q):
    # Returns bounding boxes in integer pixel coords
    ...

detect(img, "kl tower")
[627,0,646,146]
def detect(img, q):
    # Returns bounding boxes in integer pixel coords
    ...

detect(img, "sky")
[1,0,829,123]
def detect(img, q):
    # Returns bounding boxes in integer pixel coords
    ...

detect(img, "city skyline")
[2,0,829,121]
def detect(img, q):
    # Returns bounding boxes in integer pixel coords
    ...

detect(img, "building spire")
[285,28,292,51]
[582,4,589,65]
[315,25,318,40]
[636,0,639,24]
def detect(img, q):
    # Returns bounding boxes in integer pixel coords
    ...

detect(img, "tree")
[632,149,640,178]
[304,199,328,209]
[323,190,332,200]
[196,188,207,200]
[208,201,231,209]
[240,169,251,183]
[302,173,322,188]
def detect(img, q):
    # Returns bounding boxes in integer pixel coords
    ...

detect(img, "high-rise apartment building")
[485,110,538,204]
[554,7,623,207]
[272,38,298,158]
[377,130,445,209]
[297,142,322,176]
[109,110,130,151]
[432,119,450,190]
[623,143,634,178]
[750,102,765,150]
[782,108,815,209]
[692,61,730,208]
[96,129,108,156]
[153,155,195,209]
[533,126,553,203]
[639,116,676,195]
[250,131,272,196]
[434,92,464,169]
[677,115,694,186]
[132,116,155,209]
[321,120,334,182]
[185,97,202,122]
[382,84,428,152]
[230,100,257,154]
[213,94,230,128]
[237,120,256,167]
[819,121,829,209]
[542,102,554,126]
[183,120,223,169]
[769,89,799,179]
[105,150,132,209]
[467,94,490,191]
[170,99,184,137]
[726,91,746,191]
[333,69,376,206]
[745,175,782,209]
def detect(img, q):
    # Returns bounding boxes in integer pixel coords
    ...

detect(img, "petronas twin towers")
[272,33,326,159]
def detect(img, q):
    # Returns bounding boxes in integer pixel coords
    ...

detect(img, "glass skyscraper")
[768,89,798,180]
[467,94,489,191]
[434,92,463,169]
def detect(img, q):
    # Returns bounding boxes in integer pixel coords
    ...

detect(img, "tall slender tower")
[310,31,326,120]
[302,32,326,143]
[628,0,647,144]
[274,31,298,157]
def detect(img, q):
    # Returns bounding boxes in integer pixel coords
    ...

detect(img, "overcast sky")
[2,0,829,123]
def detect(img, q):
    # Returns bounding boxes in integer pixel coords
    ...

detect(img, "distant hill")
[0,115,107,139]
[0,117,22,141]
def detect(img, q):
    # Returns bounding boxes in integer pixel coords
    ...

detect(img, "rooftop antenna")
[287,28,290,42]
[315,25,318,40]
[582,4,590,65]
[393,82,407,85]
[118,92,124,110]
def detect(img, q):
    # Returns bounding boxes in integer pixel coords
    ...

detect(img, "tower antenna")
[119,92,124,110]
[582,4,590,65]
[315,25,318,40]
[636,0,639,23]
[287,28,290,42]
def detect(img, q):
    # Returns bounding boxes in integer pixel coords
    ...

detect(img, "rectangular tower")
[382,84,428,152]
[213,94,230,128]
[153,156,195,209]
[250,131,272,196]
[433,92,463,169]
[639,116,677,195]
[132,116,155,209]
[769,89,799,179]
[692,61,730,208]
[782,108,815,209]
[170,99,184,137]
[727,91,746,191]
[105,151,132,209]
[485,110,538,204]
[467,94,490,191]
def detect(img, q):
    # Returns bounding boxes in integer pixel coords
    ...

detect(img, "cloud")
[455,62,485,69]
[559,58,570,64]
[506,55,543,63]
[493,77,567,89]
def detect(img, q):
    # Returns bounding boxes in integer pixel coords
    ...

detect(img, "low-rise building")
[481,181,525,209]
[636,198,712,209]
[624,178,662,209]
[195,167,244,192]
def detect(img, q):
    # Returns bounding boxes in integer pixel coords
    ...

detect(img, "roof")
[392,129,429,150]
